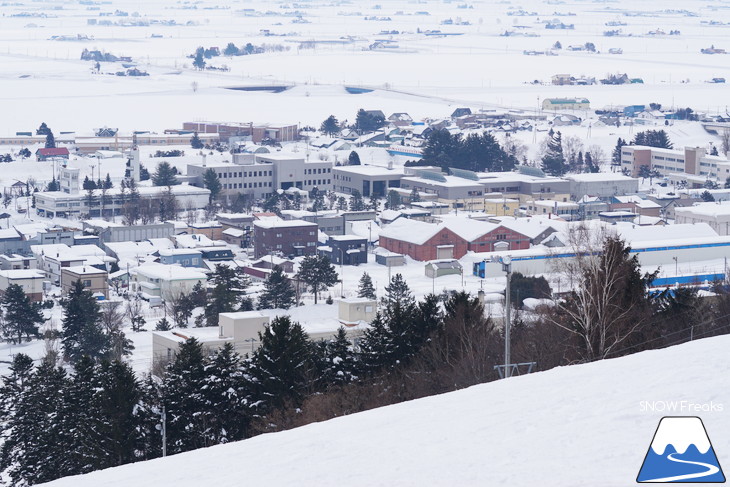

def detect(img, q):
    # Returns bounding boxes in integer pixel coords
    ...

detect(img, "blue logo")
[637,416,725,483]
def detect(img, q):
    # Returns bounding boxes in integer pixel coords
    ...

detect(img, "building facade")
[253,219,318,258]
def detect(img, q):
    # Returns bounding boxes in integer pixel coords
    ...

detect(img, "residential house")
[253,219,318,259]
[318,235,367,265]
[131,263,207,300]
[61,266,109,298]
[35,147,70,161]
[158,249,204,267]
[0,269,45,301]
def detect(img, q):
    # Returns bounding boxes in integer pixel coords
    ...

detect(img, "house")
[61,266,109,298]
[332,165,403,197]
[0,254,35,270]
[375,250,406,267]
[338,298,376,325]
[609,195,661,217]
[188,222,223,241]
[425,259,462,278]
[451,108,472,118]
[566,173,639,199]
[251,256,295,273]
[35,147,70,161]
[318,235,367,265]
[131,263,207,300]
[551,114,581,126]
[387,113,413,127]
[0,269,45,301]
[253,219,318,259]
[158,249,203,267]
[152,311,271,364]
[551,74,572,85]
[221,227,246,246]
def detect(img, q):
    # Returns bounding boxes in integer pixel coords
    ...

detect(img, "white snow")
[40,335,730,487]
[650,417,712,455]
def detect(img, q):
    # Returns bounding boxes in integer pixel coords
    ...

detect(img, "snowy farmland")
[39,334,730,487]
[0,0,729,135]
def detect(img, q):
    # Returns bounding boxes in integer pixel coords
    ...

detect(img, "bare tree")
[125,297,146,332]
[102,301,133,361]
[545,226,655,361]
[722,129,730,156]
[587,144,607,167]
[185,200,198,225]
[562,135,584,170]
[165,292,194,328]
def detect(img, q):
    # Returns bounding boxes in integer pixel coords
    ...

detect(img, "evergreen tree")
[223,42,239,56]
[203,343,250,442]
[410,187,421,203]
[349,189,365,211]
[386,189,401,209]
[633,129,673,149]
[162,338,210,453]
[322,326,358,384]
[46,177,59,192]
[612,137,626,165]
[584,151,599,173]
[541,130,567,176]
[701,190,715,202]
[711,145,719,156]
[258,265,296,310]
[355,108,385,132]
[0,284,44,344]
[139,163,150,181]
[158,187,179,221]
[61,280,110,364]
[36,122,51,136]
[83,175,98,190]
[190,281,208,308]
[45,132,56,149]
[103,173,113,189]
[320,115,340,136]
[348,150,361,165]
[336,196,348,211]
[0,361,70,485]
[192,48,206,70]
[202,168,221,203]
[190,131,204,149]
[205,264,250,326]
[155,317,172,331]
[152,161,180,186]
[249,316,312,412]
[356,272,376,299]
[295,255,339,304]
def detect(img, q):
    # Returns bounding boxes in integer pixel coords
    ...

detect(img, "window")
[276,244,283,249]
[83,279,92,287]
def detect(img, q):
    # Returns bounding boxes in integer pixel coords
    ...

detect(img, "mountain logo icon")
[637,416,725,483]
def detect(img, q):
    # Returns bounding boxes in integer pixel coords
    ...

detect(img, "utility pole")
[491,255,513,378]
[161,405,167,457]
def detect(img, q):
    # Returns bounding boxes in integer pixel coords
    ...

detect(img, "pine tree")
[83,175,97,190]
[357,272,376,299]
[541,130,567,176]
[46,177,59,191]
[203,168,222,203]
[322,327,358,384]
[320,115,340,136]
[203,343,250,442]
[258,265,296,310]
[61,280,110,364]
[612,137,626,165]
[386,189,401,210]
[155,317,172,331]
[1,360,70,485]
[205,264,250,326]
[348,151,361,165]
[349,189,365,211]
[249,316,312,412]
[190,131,204,149]
[152,161,180,187]
[1,283,44,344]
[162,338,210,454]
[45,132,56,149]
[295,255,339,304]
[410,187,421,203]
[711,145,720,156]
[104,173,113,189]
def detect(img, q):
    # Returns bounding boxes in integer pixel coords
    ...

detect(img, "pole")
[340,249,344,297]
[161,405,167,457]
[504,264,512,378]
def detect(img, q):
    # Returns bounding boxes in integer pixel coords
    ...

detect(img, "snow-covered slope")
[42,336,730,487]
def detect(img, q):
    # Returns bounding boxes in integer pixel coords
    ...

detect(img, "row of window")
[217,170,273,179]
[223,182,273,190]
[304,168,331,175]
[306,179,331,186]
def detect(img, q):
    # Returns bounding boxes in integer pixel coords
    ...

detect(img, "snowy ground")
[0,0,729,136]
[39,333,730,487]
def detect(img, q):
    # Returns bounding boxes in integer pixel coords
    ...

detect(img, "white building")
[131,263,207,300]
[0,269,46,301]
[34,185,210,219]
[674,202,730,235]
[187,152,333,200]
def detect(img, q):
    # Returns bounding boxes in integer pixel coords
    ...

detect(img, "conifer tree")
[61,280,110,364]
[323,327,358,384]
[258,265,296,310]
[295,255,338,304]
[1,283,44,344]
[205,264,250,326]
[162,338,210,454]
[152,161,180,187]
[202,168,221,203]
[349,189,365,211]
[612,137,626,165]
[190,131,204,149]
[249,316,312,412]
[541,130,567,176]
[357,272,376,300]
[203,343,250,442]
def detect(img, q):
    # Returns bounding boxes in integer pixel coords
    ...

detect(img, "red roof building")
[35,147,70,161]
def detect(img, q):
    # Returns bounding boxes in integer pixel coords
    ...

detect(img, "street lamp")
[673,256,678,276]
[339,247,345,297]
[244,337,257,353]
[492,255,513,378]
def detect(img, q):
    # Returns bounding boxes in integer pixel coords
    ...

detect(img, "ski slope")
[40,335,730,487]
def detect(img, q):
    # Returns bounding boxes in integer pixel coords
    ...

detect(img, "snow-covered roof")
[175,234,216,248]
[334,165,404,176]
[222,228,244,238]
[253,218,317,229]
[567,173,636,182]
[0,269,45,280]
[133,263,207,281]
[64,265,107,275]
[675,201,730,218]
[159,249,202,257]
